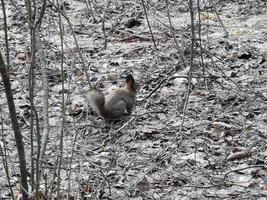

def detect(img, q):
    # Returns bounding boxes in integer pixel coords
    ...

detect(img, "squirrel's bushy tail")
[85,90,105,116]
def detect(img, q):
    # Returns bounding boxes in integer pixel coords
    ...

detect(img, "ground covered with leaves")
[0,0,267,199]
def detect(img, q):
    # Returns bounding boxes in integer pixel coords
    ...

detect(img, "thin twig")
[48,0,92,88]
[141,0,157,48]
[164,0,186,69]
[208,0,229,38]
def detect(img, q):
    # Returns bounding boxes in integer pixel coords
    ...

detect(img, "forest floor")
[0,0,267,199]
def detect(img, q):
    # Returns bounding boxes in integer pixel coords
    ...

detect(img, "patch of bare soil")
[0,0,266,199]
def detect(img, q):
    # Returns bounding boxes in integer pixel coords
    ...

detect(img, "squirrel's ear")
[125,74,137,92]
[126,74,135,83]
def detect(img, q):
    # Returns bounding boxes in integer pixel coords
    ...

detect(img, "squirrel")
[85,74,137,120]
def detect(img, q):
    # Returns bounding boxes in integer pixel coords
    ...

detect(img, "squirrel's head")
[125,74,138,93]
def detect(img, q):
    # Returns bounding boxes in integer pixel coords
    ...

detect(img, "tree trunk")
[0,53,28,200]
